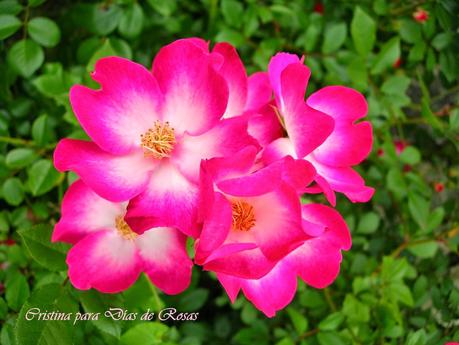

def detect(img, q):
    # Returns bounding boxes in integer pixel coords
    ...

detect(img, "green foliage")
[0,0,458,345]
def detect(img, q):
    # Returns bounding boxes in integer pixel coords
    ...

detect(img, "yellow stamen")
[231,200,256,232]
[140,121,176,159]
[115,216,137,240]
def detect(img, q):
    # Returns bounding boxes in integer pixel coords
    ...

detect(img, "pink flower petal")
[201,145,258,183]
[246,72,272,111]
[281,157,316,191]
[262,137,296,163]
[70,57,163,155]
[301,204,351,250]
[313,162,374,203]
[53,180,125,244]
[246,104,283,147]
[268,53,301,104]
[216,159,285,197]
[125,162,200,238]
[137,227,192,295]
[278,63,335,158]
[152,39,229,135]
[286,236,343,289]
[54,139,154,202]
[204,246,276,279]
[249,183,307,260]
[67,230,142,293]
[216,273,241,303]
[212,42,248,118]
[285,204,351,288]
[306,86,372,166]
[195,192,232,264]
[172,116,259,183]
[239,260,297,317]
[313,174,337,206]
[307,85,368,122]
[314,121,372,167]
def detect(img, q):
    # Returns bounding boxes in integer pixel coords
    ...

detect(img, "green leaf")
[2,177,24,206]
[399,146,421,165]
[87,39,117,72]
[0,14,21,39]
[31,114,51,146]
[347,56,368,90]
[0,1,23,15]
[431,32,452,51]
[27,159,61,196]
[386,168,407,200]
[439,50,459,82]
[450,108,459,130]
[79,290,124,338]
[7,39,44,77]
[408,241,439,258]
[5,148,37,169]
[27,17,61,47]
[287,307,308,334]
[121,323,170,345]
[147,0,177,17]
[408,193,429,230]
[28,0,46,6]
[389,282,414,306]
[0,297,7,319]
[399,20,422,44]
[406,330,427,345]
[357,212,380,234]
[318,312,344,331]
[178,288,209,311]
[303,21,322,52]
[15,284,78,345]
[408,41,426,62]
[351,7,376,57]
[5,271,30,311]
[371,37,400,74]
[221,0,244,28]
[87,4,121,36]
[118,3,143,38]
[18,224,70,271]
[381,257,413,281]
[426,207,445,232]
[381,75,411,95]
[342,294,370,323]
[322,22,347,54]
[317,332,346,345]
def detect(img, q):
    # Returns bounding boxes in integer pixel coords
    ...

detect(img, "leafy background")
[0,0,458,344]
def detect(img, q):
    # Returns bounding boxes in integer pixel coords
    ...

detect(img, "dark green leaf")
[15,284,77,345]
[0,14,21,39]
[5,272,29,311]
[2,177,24,206]
[351,7,376,56]
[18,224,70,271]
[7,39,44,77]
[28,17,61,47]
[5,148,37,169]
[322,22,347,54]
[118,3,143,38]
[371,37,400,74]
[121,323,171,345]
[27,159,61,196]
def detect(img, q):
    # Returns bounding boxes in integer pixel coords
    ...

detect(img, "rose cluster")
[53,38,373,317]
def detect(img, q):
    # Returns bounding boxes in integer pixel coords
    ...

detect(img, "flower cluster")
[53,38,373,317]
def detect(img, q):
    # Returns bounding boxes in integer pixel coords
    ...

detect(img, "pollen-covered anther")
[140,121,176,159]
[115,216,138,240]
[231,200,256,232]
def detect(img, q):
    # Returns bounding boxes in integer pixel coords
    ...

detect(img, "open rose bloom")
[53,38,373,317]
